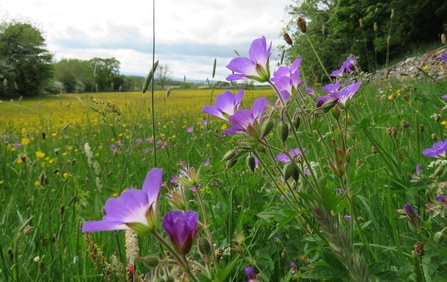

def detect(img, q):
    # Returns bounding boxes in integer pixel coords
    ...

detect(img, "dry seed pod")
[283,32,293,45]
[297,17,307,33]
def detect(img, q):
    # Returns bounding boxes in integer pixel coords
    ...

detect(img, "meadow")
[1,62,447,281]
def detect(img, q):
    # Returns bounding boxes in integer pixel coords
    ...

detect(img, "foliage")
[0,21,53,96]
[53,59,95,93]
[281,0,447,83]
[89,57,121,92]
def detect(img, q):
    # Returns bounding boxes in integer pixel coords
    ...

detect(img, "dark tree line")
[280,0,447,83]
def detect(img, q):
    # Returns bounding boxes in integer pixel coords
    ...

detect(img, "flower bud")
[140,255,160,268]
[283,163,298,181]
[434,231,445,245]
[261,120,274,138]
[246,155,256,174]
[221,149,236,162]
[198,236,212,257]
[279,122,289,143]
[292,114,300,130]
[225,158,238,171]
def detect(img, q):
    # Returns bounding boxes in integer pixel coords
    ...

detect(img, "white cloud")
[1,0,293,80]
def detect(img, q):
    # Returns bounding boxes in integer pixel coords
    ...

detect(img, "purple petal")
[250,98,268,119]
[203,106,225,119]
[440,54,447,62]
[330,69,343,77]
[226,57,257,77]
[103,189,149,223]
[249,36,271,67]
[82,221,130,232]
[142,168,162,204]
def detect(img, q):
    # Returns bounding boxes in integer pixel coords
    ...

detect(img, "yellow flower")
[35,151,45,158]
[21,138,30,145]
[51,133,57,137]
[221,123,228,130]
[112,192,118,197]
[63,173,71,179]
[422,64,429,71]
[440,65,444,70]
[17,158,23,164]
[62,152,68,156]
[441,121,447,129]
[34,181,40,187]
[171,135,177,139]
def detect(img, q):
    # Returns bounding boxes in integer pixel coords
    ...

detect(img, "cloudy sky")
[1,0,294,81]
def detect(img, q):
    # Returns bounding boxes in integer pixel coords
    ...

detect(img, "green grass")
[1,75,447,281]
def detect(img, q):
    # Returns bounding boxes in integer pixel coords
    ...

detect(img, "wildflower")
[110,144,117,152]
[276,148,306,163]
[316,82,362,109]
[226,36,272,83]
[440,54,447,62]
[271,58,304,103]
[35,151,45,158]
[202,90,244,121]
[186,126,194,133]
[162,210,198,255]
[404,204,419,223]
[221,97,268,139]
[343,215,352,221]
[202,158,210,166]
[245,267,257,282]
[82,168,162,235]
[21,138,30,146]
[422,139,447,159]
[436,196,447,203]
[305,87,314,95]
[331,55,357,77]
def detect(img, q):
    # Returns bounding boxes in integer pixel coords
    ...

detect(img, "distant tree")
[156,64,172,89]
[0,21,53,96]
[89,57,120,92]
[53,59,94,93]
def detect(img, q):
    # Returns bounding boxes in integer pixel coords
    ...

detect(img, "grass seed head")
[297,16,307,33]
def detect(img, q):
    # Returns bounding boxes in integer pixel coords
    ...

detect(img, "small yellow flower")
[94,153,99,157]
[35,151,45,158]
[34,181,40,187]
[171,135,177,139]
[440,65,444,70]
[112,192,118,197]
[422,64,429,71]
[17,158,23,164]
[221,123,228,130]
[51,133,57,137]
[21,138,30,145]
[62,152,68,156]
[63,173,71,179]
[441,120,447,129]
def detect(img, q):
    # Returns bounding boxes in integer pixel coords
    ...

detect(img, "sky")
[0,0,294,82]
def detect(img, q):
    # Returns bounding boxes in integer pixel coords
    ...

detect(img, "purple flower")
[203,90,244,121]
[343,215,352,221]
[442,94,447,99]
[316,82,362,109]
[337,188,345,194]
[440,54,447,62]
[202,158,210,166]
[170,175,178,183]
[245,267,257,281]
[110,144,117,152]
[305,87,314,95]
[118,140,125,146]
[436,195,447,203]
[415,164,421,176]
[276,148,306,163]
[423,139,447,158]
[146,137,154,143]
[290,261,297,268]
[201,119,208,125]
[136,138,143,143]
[186,126,194,133]
[222,98,268,136]
[13,142,22,147]
[82,168,163,234]
[226,36,272,83]
[404,203,419,222]
[271,58,304,103]
[331,55,357,77]
[162,210,198,255]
